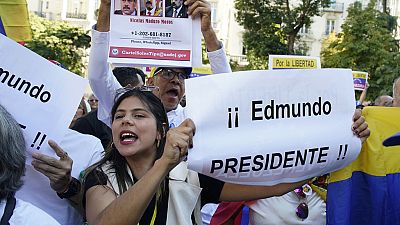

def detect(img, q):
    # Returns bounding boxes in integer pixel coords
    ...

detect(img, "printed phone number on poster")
[131,31,172,38]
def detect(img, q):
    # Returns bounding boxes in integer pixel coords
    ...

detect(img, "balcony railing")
[33,11,46,18]
[228,54,249,66]
[66,13,87,20]
[323,3,344,13]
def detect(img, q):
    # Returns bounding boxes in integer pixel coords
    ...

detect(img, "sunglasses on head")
[154,68,189,82]
[114,85,160,103]
[294,186,309,220]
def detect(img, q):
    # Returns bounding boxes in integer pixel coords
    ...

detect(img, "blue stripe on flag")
[327,171,400,225]
[0,17,6,36]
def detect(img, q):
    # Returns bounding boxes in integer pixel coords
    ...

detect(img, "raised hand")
[162,118,196,169]
[32,140,73,194]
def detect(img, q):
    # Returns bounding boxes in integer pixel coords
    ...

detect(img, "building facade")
[210,0,400,64]
[26,0,399,66]
[27,0,99,30]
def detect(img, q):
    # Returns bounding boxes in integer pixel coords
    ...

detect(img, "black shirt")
[84,168,224,225]
[71,109,112,149]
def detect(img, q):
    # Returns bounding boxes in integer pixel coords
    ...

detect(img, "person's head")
[373,95,393,107]
[147,67,191,112]
[84,88,168,194]
[393,77,400,107]
[88,94,99,110]
[0,105,26,199]
[70,98,90,128]
[112,67,145,87]
[120,0,137,15]
[172,0,183,8]
[145,0,153,10]
[111,88,168,160]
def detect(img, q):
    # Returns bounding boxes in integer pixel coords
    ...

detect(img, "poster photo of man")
[139,0,163,17]
[114,0,139,16]
[165,0,188,18]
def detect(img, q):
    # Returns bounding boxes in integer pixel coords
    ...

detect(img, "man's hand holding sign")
[185,69,369,185]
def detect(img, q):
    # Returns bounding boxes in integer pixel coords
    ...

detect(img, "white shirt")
[248,191,326,225]
[145,7,156,16]
[16,129,103,225]
[173,5,182,17]
[88,29,232,128]
[0,198,60,225]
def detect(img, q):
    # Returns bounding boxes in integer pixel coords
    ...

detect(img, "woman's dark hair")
[0,105,26,199]
[83,89,169,197]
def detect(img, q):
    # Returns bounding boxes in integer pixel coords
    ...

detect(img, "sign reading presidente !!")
[109,0,199,67]
[0,34,88,159]
[185,69,361,185]
[268,55,321,70]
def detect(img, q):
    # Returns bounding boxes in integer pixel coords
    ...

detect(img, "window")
[45,1,49,9]
[325,19,335,35]
[299,25,309,34]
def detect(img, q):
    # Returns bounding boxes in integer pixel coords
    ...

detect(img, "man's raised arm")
[186,0,232,74]
[88,0,122,127]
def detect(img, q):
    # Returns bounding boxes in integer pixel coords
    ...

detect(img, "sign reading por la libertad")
[185,69,360,185]
[268,55,321,70]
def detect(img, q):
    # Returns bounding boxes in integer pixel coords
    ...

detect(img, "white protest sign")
[0,34,88,160]
[109,0,201,67]
[185,69,360,185]
[268,55,321,70]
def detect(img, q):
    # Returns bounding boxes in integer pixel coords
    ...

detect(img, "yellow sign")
[268,55,321,70]
[352,71,368,79]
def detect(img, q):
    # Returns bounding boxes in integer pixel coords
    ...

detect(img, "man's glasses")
[154,69,188,82]
[114,85,159,103]
[294,186,309,220]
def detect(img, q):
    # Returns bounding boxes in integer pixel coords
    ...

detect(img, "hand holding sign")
[352,109,370,143]
[186,0,211,30]
[162,118,196,170]
[31,140,73,194]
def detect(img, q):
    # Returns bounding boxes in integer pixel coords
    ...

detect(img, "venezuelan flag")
[327,107,400,225]
[0,0,31,41]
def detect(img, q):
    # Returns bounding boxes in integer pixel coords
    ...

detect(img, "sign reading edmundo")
[0,34,88,159]
[268,55,321,70]
[185,69,360,185]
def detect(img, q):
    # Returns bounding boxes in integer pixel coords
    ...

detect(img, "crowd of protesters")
[2,0,400,224]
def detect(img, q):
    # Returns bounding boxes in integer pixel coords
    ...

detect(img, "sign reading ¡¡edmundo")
[185,69,361,185]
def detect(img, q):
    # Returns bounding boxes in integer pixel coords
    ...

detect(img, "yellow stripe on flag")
[0,0,32,41]
[330,107,400,183]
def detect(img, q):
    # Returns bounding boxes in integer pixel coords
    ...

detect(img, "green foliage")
[321,0,400,99]
[25,14,91,76]
[201,40,210,65]
[234,0,331,68]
